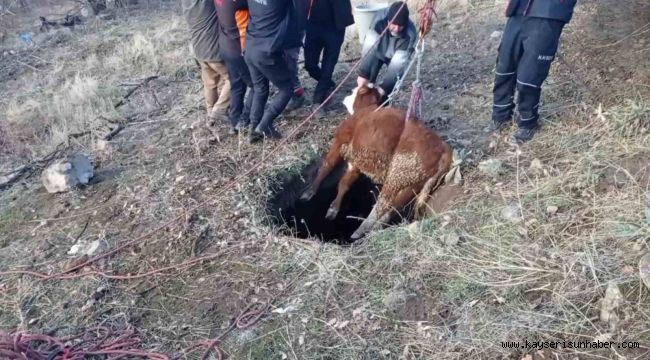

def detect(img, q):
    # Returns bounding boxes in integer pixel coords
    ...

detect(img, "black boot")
[512,126,539,144]
[485,118,512,133]
[250,116,282,143]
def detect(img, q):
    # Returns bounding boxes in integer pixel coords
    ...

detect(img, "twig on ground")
[114,76,159,109]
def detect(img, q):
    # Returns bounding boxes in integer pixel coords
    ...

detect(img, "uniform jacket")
[506,0,578,23]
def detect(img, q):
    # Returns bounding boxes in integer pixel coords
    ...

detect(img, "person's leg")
[313,27,345,104]
[208,61,231,117]
[199,60,219,117]
[238,56,255,129]
[304,22,325,82]
[238,86,254,129]
[514,17,565,143]
[251,51,294,142]
[490,16,523,130]
[284,46,306,111]
[224,56,247,131]
[244,50,270,135]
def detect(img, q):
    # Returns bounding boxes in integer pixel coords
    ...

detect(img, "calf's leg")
[300,140,346,201]
[326,165,361,220]
[351,183,423,240]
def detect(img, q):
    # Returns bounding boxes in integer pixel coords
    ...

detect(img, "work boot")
[312,104,328,120]
[207,108,228,126]
[313,82,336,105]
[485,118,511,133]
[512,126,539,144]
[249,126,282,143]
[285,94,305,112]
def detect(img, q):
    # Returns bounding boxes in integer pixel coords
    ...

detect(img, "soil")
[1,0,648,358]
[596,152,650,194]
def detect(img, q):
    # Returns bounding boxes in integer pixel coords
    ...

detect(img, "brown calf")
[300,85,453,240]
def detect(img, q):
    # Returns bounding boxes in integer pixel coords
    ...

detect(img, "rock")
[440,230,460,246]
[407,221,421,239]
[546,206,559,216]
[94,139,112,153]
[41,154,94,193]
[639,254,650,291]
[80,6,92,18]
[490,30,503,39]
[478,158,505,178]
[68,239,102,256]
[383,290,408,312]
[98,11,116,21]
[500,204,523,223]
[600,281,623,331]
[529,158,544,173]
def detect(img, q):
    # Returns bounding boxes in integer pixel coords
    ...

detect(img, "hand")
[357,76,369,88]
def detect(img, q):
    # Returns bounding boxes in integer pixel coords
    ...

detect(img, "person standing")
[183,0,231,125]
[488,0,578,144]
[244,0,308,143]
[214,0,254,134]
[303,0,354,106]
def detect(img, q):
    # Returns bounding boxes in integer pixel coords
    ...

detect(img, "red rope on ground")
[0,327,169,360]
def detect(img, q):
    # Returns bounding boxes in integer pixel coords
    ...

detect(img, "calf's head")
[343,84,382,115]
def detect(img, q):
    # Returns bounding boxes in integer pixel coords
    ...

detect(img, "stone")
[478,158,505,178]
[41,154,94,193]
[490,30,503,39]
[68,239,102,256]
[94,139,112,153]
[600,281,623,332]
[440,230,460,246]
[546,206,559,215]
[529,158,544,173]
[407,221,421,239]
[501,204,523,223]
[639,253,650,291]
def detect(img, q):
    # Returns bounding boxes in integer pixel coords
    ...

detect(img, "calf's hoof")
[350,230,365,241]
[300,189,315,202]
[325,206,339,220]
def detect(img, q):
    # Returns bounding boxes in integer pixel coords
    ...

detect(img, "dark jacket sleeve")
[333,0,354,30]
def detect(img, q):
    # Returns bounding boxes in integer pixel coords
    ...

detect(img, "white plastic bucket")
[352,2,389,45]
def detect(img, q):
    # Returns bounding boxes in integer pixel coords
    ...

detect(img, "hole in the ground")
[266,159,385,245]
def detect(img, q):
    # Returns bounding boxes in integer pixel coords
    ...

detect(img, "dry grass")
[1,0,649,359]
[0,2,187,161]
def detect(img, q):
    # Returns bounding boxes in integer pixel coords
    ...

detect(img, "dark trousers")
[223,53,254,128]
[492,16,565,129]
[304,22,345,102]
[244,48,294,132]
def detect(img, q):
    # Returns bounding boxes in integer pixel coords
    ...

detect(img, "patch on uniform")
[538,54,555,61]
